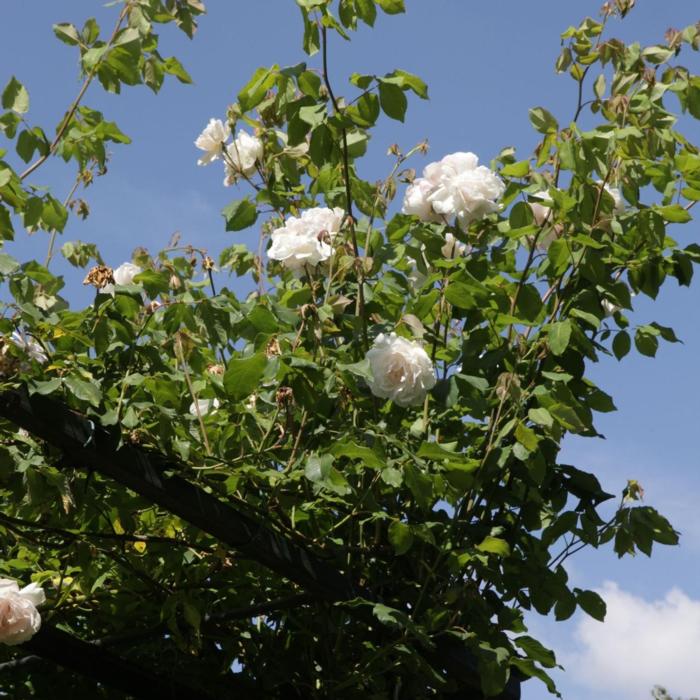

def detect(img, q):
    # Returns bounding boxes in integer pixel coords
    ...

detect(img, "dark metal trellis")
[0,387,521,699]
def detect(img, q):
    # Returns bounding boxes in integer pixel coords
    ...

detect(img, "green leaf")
[528,106,558,134]
[223,353,268,400]
[547,320,572,356]
[163,57,192,84]
[656,204,691,223]
[634,329,659,357]
[515,422,539,452]
[2,77,29,114]
[238,66,278,112]
[388,521,414,555]
[548,403,587,432]
[576,589,606,621]
[417,441,458,461]
[355,0,377,25]
[513,636,557,669]
[612,330,631,360]
[53,23,80,46]
[501,160,530,178]
[309,124,334,166]
[298,70,321,98]
[330,441,384,469]
[385,69,428,99]
[304,454,351,495]
[298,103,326,127]
[476,536,511,557]
[376,0,405,14]
[223,198,258,232]
[528,407,553,428]
[0,252,19,275]
[378,82,407,122]
[64,376,102,407]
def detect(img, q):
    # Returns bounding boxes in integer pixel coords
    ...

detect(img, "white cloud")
[564,581,700,699]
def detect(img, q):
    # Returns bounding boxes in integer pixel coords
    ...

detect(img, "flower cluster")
[195,119,263,186]
[402,151,505,229]
[366,333,436,407]
[0,578,45,646]
[268,207,345,272]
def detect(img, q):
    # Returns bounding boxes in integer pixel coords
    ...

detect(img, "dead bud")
[276,386,294,408]
[83,265,114,289]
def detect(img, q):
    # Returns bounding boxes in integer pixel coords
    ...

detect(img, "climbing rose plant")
[0,0,699,697]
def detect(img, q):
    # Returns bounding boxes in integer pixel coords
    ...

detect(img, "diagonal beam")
[20,624,221,700]
[0,388,354,600]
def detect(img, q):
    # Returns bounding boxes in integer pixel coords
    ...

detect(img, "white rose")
[224,130,263,184]
[427,152,505,228]
[0,578,45,646]
[401,178,441,222]
[407,265,428,290]
[268,207,344,272]
[601,299,620,317]
[103,262,142,296]
[10,330,47,365]
[597,181,625,214]
[195,118,230,166]
[441,233,466,259]
[366,332,436,407]
[113,262,142,286]
[529,190,554,227]
[189,398,221,417]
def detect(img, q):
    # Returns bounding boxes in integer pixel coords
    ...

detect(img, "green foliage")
[0,2,698,698]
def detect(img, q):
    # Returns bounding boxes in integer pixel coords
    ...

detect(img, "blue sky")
[2,2,700,698]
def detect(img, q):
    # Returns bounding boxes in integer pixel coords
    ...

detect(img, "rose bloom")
[441,232,466,258]
[268,207,344,272]
[601,299,620,317]
[529,190,554,227]
[113,262,142,286]
[596,181,625,214]
[195,118,230,166]
[189,398,221,417]
[224,130,263,184]
[10,330,47,365]
[526,191,562,250]
[0,578,45,646]
[402,178,441,223]
[366,332,436,407]
[103,262,142,296]
[402,152,505,228]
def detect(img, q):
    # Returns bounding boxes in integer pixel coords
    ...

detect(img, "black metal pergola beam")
[19,624,220,700]
[0,388,354,600]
